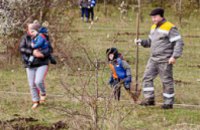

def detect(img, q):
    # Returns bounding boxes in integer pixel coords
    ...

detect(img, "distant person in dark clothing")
[79,0,89,22]
[88,0,96,23]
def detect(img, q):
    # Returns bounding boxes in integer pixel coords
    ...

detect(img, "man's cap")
[150,7,164,17]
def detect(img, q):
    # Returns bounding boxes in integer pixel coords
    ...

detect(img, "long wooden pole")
[135,0,141,93]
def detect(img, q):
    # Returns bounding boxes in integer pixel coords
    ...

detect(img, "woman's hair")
[28,21,41,31]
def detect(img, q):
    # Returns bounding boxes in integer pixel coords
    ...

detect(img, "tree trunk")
[94,59,99,129]
[135,0,141,96]
[197,0,200,9]
[104,0,107,16]
[178,0,182,27]
[160,0,163,7]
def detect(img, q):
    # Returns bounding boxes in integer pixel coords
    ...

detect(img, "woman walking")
[19,22,50,109]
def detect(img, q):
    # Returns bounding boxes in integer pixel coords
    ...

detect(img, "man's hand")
[134,38,142,46]
[33,50,44,58]
[168,57,176,64]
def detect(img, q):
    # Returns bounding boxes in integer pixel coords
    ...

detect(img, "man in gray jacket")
[135,8,184,109]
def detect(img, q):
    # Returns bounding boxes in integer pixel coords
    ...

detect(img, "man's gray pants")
[143,59,174,105]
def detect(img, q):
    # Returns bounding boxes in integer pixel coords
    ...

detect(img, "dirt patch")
[6,117,38,123]
[174,80,192,85]
[13,121,67,130]
[116,32,147,36]
[183,35,200,38]
[0,117,68,130]
[187,64,200,68]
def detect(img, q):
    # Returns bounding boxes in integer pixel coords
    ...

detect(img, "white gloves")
[134,38,142,46]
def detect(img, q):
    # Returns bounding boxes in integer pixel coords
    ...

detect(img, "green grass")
[1,4,200,130]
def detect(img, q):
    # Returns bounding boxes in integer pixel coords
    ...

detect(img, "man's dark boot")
[162,104,173,109]
[140,99,155,106]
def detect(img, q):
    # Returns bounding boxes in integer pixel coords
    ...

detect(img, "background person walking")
[88,0,96,23]
[79,0,89,22]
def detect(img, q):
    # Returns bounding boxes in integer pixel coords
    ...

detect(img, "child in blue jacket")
[106,47,137,101]
[28,22,56,65]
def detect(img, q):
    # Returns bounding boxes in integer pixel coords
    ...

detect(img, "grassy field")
[1,5,200,130]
